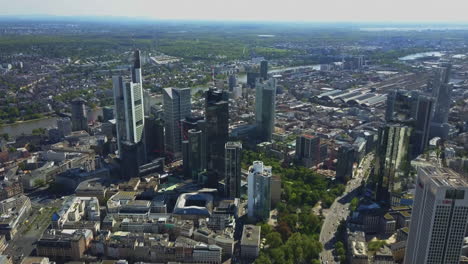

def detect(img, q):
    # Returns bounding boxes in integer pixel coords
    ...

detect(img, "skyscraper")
[295,134,321,167]
[71,98,88,132]
[385,90,418,123]
[248,161,272,221]
[102,106,114,122]
[336,144,356,182]
[404,165,468,264]
[182,129,207,182]
[144,115,166,158]
[228,75,237,91]
[412,95,434,156]
[205,88,229,179]
[255,78,277,142]
[374,124,412,204]
[430,63,453,139]
[225,142,242,199]
[260,60,268,80]
[120,141,141,179]
[57,117,72,138]
[113,50,145,159]
[246,71,260,88]
[163,87,191,158]
[385,90,434,158]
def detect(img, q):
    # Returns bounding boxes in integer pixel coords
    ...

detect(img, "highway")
[319,154,374,264]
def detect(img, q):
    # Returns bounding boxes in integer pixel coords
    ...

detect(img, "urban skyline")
[0,13,467,264]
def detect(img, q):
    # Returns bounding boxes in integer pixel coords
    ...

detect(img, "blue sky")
[1,0,468,22]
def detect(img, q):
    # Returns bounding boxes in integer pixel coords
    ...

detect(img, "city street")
[319,154,374,264]
[3,198,62,263]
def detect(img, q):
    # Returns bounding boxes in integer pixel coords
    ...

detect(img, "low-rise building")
[52,196,100,229]
[346,230,368,264]
[36,229,93,261]
[381,213,396,235]
[0,195,31,240]
[240,225,261,259]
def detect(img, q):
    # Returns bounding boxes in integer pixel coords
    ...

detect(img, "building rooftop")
[241,225,261,247]
[420,166,468,188]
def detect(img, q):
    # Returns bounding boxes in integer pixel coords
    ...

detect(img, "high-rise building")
[224,142,242,199]
[430,63,453,139]
[228,75,237,91]
[113,50,145,160]
[404,165,468,264]
[336,144,355,182]
[246,71,260,88]
[120,141,141,180]
[260,60,268,80]
[71,98,88,132]
[385,90,434,158]
[295,134,321,167]
[102,106,114,122]
[181,115,206,141]
[248,161,272,221]
[163,87,191,158]
[374,124,412,204]
[205,88,229,179]
[143,115,165,158]
[255,78,277,142]
[412,95,434,156]
[56,117,72,138]
[385,90,419,123]
[182,129,207,182]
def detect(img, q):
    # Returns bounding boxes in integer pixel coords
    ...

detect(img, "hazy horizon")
[1,0,468,23]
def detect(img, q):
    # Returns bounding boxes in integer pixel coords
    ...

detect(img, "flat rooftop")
[421,166,468,188]
[241,225,261,247]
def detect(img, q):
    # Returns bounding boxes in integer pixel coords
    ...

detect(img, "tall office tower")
[260,60,268,80]
[385,90,418,122]
[225,142,242,199]
[57,117,72,138]
[247,71,260,88]
[295,134,321,167]
[182,129,207,182]
[404,166,468,264]
[120,141,141,179]
[102,106,114,122]
[113,50,145,160]
[143,115,165,158]
[181,115,206,141]
[163,87,191,158]
[71,98,88,132]
[336,144,356,182]
[374,124,413,204]
[228,75,237,91]
[385,90,434,158]
[205,88,229,179]
[248,161,272,221]
[412,95,434,156]
[255,78,277,142]
[430,63,453,139]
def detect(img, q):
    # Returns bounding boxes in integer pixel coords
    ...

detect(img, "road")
[3,196,62,263]
[319,154,374,264]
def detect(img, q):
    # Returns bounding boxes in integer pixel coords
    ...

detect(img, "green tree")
[350,197,359,212]
[266,232,283,248]
[254,253,272,264]
[33,179,46,187]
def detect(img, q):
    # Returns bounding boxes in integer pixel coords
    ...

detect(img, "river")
[0,108,102,138]
[399,51,443,61]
